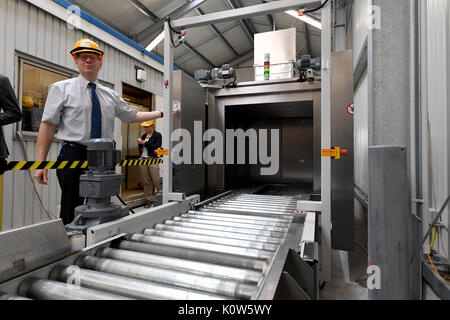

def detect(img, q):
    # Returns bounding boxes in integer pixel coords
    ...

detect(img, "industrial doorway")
[121,83,153,207]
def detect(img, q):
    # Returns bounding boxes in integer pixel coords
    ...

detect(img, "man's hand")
[34,169,49,185]
[137,138,145,145]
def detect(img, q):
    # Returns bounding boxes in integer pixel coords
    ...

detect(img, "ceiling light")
[145,31,165,52]
[285,10,322,30]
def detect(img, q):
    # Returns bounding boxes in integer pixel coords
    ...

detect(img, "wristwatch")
[159,110,164,118]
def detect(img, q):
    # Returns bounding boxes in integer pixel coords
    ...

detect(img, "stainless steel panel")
[172,70,206,197]
[330,50,354,251]
[368,146,413,299]
[254,29,297,81]
[282,118,314,183]
[0,220,71,283]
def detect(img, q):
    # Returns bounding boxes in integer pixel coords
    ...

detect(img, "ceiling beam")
[127,0,159,22]
[183,42,216,67]
[303,21,311,55]
[173,0,320,29]
[226,50,254,67]
[196,7,239,57]
[229,0,257,34]
[260,0,275,31]
[136,0,209,45]
[224,0,254,43]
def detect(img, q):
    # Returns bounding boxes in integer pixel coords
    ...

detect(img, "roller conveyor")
[4,193,306,300]
[153,223,285,244]
[97,248,263,284]
[143,228,280,251]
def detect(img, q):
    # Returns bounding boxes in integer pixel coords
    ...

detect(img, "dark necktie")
[89,82,102,139]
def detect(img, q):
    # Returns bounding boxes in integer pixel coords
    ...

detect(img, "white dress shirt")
[42,75,137,146]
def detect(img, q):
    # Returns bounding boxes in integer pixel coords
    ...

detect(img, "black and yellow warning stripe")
[116,158,163,167]
[5,158,163,172]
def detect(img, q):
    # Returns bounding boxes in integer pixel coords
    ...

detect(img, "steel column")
[320,0,332,282]
[163,21,174,204]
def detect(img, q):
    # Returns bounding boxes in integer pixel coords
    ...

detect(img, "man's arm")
[130,111,163,123]
[34,122,56,185]
[130,108,180,124]
[0,76,23,125]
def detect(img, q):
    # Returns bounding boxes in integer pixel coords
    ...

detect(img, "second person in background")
[138,120,162,208]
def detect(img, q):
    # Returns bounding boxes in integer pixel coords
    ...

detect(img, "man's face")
[75,53,102,77]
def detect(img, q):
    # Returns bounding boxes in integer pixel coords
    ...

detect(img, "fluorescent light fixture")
[145,31,165,52]
[285,10,322,30]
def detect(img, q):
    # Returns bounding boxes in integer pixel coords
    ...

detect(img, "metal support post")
[163,21,173,204]
[320,0,332,282]
[333,0,347,51]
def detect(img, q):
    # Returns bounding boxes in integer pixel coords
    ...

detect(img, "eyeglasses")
[77,55,100,62]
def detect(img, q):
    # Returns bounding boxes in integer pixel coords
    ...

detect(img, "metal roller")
[217,197,298,205]
[232,194,296,200]
[0,293,32,300]
[143,229,280,251]
[52,265,227,300]
[172,217,289,233]
[214,201,297,210]
[200,206,295,217]
[181,213,291,228]
[18,277,131,300]
[130,234,274,260]
[118,240,268,271]
[187,210,293,223]
[164,220,287,238]
[206,204,295,214]
[154,224,284,244]
[78,255,255,299]
[97,247,263,284]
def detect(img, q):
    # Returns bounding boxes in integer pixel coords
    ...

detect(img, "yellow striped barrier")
[4,158,163,172]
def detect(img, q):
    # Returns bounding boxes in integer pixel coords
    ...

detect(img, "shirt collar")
[77,75,99,88]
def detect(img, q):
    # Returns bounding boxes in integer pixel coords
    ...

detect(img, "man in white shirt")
[34,39,168,224]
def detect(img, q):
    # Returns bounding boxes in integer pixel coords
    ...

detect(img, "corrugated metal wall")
[0,0,164,231]
[350,0,369,225]
[426,0,449,259]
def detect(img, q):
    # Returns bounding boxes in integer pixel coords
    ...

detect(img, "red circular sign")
[346,103,355,116]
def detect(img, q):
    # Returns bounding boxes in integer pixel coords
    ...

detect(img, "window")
[19,61,72,133]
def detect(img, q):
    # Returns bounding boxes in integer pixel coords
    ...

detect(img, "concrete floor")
[319,223,369,300]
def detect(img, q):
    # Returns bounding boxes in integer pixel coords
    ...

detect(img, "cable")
[115,194,135,214]
[303,0,330,14]
[427,254,450,284]
[167,17,183,48]
[355,241,368,257]
[17,131,57,220]
[410,193,450,263]
[430,226,437,250]
[438,224,449,261]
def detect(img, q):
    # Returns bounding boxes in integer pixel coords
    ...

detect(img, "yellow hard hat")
[22,96,35,108]
[141,120,155,127]
[70,39,104,62]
